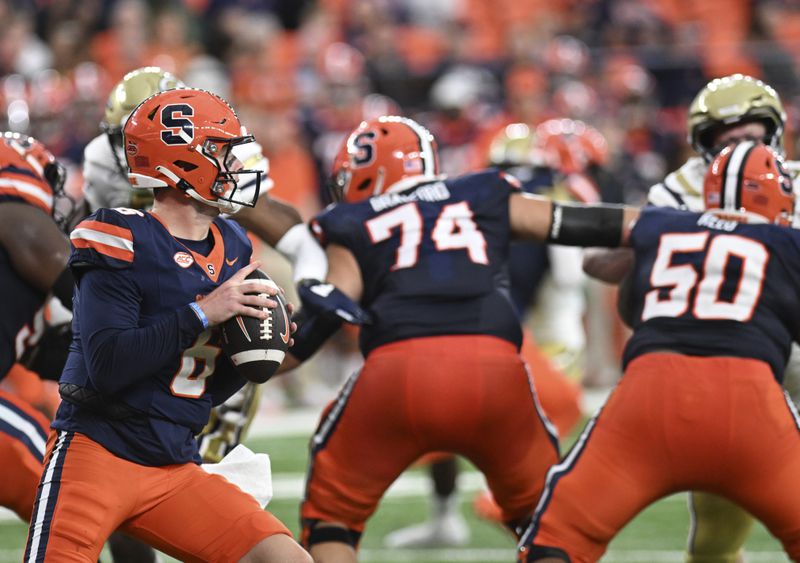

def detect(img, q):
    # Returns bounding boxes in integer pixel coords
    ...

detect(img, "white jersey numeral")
[431,202,489,264]
[642,233,708,320]
[365,203,423,270]
[170,330,221,398]
[15,306,45,360]
[642,233,768,322]
[365,201,488,269]
[694,235,768,321]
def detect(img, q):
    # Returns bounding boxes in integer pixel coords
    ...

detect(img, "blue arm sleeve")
[77,268,205,395]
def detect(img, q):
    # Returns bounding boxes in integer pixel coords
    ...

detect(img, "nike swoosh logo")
[225,256,239,267]
[280,304,291,345]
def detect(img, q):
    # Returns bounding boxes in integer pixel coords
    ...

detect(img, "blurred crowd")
[1,0,799,220]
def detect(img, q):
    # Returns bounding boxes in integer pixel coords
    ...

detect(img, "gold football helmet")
[487,123,546,169]
[101,67,184,171]
[688,74,786,162]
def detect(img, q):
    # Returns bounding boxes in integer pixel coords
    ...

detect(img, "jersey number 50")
[642,232,768,322]
[365,201,488,269]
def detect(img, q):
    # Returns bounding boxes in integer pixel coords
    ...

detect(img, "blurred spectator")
[0,0,794,230]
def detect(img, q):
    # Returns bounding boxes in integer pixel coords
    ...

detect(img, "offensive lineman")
[585,73,798,563]
[280,115,636,563]
[520,142,800,562]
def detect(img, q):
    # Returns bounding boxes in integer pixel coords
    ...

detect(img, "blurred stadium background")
[1,0,799,560]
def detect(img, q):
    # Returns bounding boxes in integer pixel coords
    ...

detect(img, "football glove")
[297,279,372,325]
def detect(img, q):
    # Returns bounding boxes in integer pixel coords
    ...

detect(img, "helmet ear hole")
[355,178,372,192]
[174,160,198,171]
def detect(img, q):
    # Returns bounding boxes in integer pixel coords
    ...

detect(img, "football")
[221,269,290,383]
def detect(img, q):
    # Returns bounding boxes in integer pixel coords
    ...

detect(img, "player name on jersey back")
[369,182,450,212]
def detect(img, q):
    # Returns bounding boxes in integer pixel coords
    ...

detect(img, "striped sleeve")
[69,209,134,270]
[0,174,54,215]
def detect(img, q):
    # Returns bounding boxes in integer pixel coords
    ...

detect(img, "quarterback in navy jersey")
[55,206,255,465]
[283,116,634,563]
[25,89,311,563]
[520,143,800,563]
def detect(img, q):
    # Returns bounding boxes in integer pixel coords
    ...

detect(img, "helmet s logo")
[160,104,195,146]
[352,131,376,166]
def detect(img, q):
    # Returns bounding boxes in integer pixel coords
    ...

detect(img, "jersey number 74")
[365,201,488,270]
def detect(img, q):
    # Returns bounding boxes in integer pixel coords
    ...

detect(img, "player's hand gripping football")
[196,261,282,327]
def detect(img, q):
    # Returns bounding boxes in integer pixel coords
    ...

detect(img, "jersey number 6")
[365,201,488,270]
[170,330,221,398]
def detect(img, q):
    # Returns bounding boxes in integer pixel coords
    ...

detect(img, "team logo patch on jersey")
[174,251,194,268]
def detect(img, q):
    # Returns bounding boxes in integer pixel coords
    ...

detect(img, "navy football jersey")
[623,207,800,381]
[0,194,48,380]
[311,169,522,355]
[52,208,252,466]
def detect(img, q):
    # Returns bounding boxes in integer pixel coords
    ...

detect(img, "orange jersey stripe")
[72,237,134,262]
[0,186,51,215]
[74,220,133,242]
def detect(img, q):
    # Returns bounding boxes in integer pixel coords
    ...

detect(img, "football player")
[520,141,800,562]
[279,115,635,563]
[82,66,328,466]
[384,120,602,549]
[24,88,311,563]
[584,73,795,563]
[0,132,72,524]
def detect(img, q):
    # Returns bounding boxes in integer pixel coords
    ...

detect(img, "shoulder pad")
[310,204,340,247]
[647,157,705,211]
[0,171,53,215]
[82,134,115,166]
[69,208,139,270]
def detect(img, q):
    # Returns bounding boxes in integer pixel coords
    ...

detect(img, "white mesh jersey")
[82,134,133,211]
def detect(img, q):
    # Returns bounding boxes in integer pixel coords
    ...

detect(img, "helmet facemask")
[124,88,267,215]
[182,135,263,214]
[45,160,79,231]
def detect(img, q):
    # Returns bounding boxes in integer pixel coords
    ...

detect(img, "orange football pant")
[522,352,800,562]
[0,389,49,521]
[301,335,560,541]
[25,431,291,562]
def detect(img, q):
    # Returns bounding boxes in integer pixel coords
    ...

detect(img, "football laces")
[258,292,272,341]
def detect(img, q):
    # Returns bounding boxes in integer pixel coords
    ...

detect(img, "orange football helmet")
[123,88,263,214]
[328,116,442,203]
[0,132,69,225]
[536,118,608,174]
[704,141,794,226]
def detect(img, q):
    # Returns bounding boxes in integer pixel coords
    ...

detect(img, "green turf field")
[1,427,788,562]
